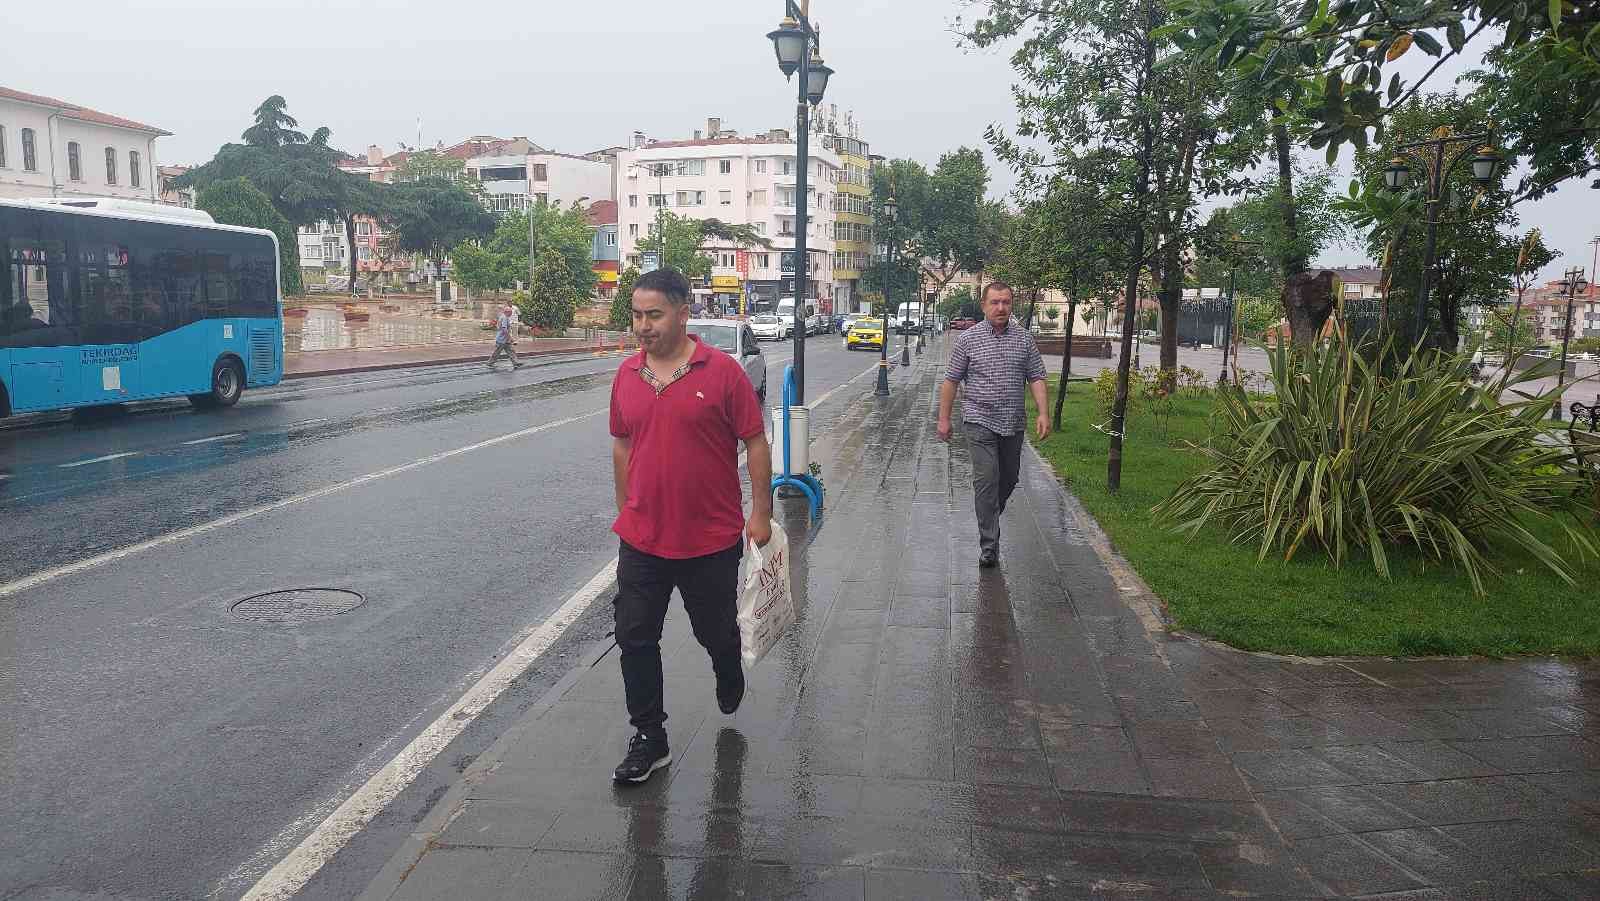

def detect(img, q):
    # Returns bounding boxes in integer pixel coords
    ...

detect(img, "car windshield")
[687,323,738,352]
[753,315,778,323]
[853,321,880,330]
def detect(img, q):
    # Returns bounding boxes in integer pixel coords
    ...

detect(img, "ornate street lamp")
[876,195,897,397]
[1554,267,1589,421]
[765,1,835,405]
[1380,129,1502,347]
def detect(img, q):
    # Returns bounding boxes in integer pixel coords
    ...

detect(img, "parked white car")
[687,319,769,404]
[749,313,792,341]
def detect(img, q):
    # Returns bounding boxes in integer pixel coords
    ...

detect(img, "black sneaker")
[979,548,999,568]
[716,665,745,715]
[612,732,670,784]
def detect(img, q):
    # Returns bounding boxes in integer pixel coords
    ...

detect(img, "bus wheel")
[191,359,244,409]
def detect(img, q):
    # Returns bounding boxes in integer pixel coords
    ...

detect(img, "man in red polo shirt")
[608,267,773,784]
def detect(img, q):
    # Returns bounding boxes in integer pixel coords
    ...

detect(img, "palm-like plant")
[1155,331,1596,594]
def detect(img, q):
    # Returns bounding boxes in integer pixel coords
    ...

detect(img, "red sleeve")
[726,359,766,441]
[608,370,629,438]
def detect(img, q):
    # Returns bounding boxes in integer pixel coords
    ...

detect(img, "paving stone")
[1286,833,1428,896]
[1447,736,1600,774]
[387,847,539,901]
[1374,740,1511,779]
[1363,777,1567,826]
[1191,839,1324,896]
[967,826,1211,886]
[1231,748,1360,790]
[865,867,980,901]
[1257,785,1424,836]
[954,746,1054,787]
[1143,755,1254,801]
[435,799,562,849]
[1126,720,1225,760]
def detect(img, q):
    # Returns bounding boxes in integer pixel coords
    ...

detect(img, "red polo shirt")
[610,335,765,559]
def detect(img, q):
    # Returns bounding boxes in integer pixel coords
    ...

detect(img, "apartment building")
[616,118,842,313]
[588,199,620,298]
[0,86,169,201]
[823,124,872,314]
[463,140,612,217]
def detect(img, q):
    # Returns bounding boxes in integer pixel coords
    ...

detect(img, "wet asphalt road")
[0,334,898,901]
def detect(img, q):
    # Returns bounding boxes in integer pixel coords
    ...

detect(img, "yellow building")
[825,131,873,314]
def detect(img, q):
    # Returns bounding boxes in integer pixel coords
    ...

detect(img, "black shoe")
[716,665,745,715]
[979,549,999,568]
[612,732,670,784]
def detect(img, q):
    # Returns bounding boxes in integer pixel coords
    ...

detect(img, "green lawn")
[1028,382,1600,657]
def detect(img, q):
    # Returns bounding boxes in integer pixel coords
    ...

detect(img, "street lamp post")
[767,2,833,405]
[1553,267,1590,421]
[1381,129,1503,347]
[875,195,896,396]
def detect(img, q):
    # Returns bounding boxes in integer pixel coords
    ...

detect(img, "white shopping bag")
[737,519,796,671]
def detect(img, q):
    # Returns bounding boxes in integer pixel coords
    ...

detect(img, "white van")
[775,297,821,336]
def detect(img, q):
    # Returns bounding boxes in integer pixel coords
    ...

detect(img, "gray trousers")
[487,340,518,367]
[969,424,1024,553]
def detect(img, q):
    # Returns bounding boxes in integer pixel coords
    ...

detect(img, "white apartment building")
[466,149,612,217]
[0,86,169,201]
[617,122,842,313]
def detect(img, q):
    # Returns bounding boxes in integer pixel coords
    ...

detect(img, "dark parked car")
[949,317,978,331]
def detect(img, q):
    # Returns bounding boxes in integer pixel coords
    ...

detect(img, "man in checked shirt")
[937,281,1051,568]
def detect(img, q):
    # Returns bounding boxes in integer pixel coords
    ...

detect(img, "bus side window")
[164,249,203,330]
[201,252,233,318]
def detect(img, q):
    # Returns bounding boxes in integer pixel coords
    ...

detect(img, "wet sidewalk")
[357,359,1600,900]
[283,338,617,379]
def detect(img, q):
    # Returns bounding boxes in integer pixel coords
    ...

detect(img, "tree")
[638,210,712,281]
[1177,0,1600,196]
[240,96,307,148]
[521,249,581,332]
[396,150,469,184]
[869,149,997,300]
[936,288,974,322]
[1484,307,1542,357]
[611,266,639,331]
[387,178,495,279]
[197,178,302,296]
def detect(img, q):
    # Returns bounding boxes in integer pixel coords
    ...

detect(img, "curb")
[284,345,630,380]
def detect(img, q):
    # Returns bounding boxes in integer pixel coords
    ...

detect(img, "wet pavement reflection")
[285,306,494,352]
[375,354,1600,900]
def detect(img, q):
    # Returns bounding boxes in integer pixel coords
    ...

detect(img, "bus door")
[75,240,143,404]
[3,237,79,413]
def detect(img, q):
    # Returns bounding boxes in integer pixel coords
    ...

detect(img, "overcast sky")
[5,0,1593,281]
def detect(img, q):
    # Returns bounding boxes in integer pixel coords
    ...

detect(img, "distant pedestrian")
[607,267,773,784]
[937,281,1049,568]
[487,304,522,370]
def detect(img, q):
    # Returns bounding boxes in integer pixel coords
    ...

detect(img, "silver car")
[687,319,769,404]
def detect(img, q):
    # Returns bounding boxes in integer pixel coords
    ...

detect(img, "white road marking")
[286,418,328,427]
[182,432,246,445]
[235,559,619,901]
[58,451,139,469]
[0,409,606,601]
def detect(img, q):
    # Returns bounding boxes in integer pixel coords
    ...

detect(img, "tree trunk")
[1157,236,1183,372]
[1272,119,1305,276]
[346,214,359,297]
[1283,270,1336,346]
[1053,280,1078,433]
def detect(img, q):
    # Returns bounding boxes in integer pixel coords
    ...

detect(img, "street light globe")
[1470,147,1503,185]
[805,58,834,105]
[767,18,806,79]
[1383,158,1412,190]
[882,195,898,224]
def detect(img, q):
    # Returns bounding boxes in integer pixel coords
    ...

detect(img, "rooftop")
[0,86,171,136]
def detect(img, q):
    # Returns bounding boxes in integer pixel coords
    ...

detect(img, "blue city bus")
[1,198,283,418]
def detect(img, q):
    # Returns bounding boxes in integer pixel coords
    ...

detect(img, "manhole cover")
[230,589,365,623]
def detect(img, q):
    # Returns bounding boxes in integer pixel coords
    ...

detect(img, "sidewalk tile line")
[0,409,605,601]
[234,559,619,901]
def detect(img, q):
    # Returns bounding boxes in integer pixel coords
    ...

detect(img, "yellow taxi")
[845,319,885,351]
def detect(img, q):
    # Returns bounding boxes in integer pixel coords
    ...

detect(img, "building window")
[754,160,767,174]
[628,224,639,237]
[781,159,793,175]
[358,246,372,261]
[68,142,82,181]
[129,150,141,187]
[754,222,766,236]
[628,254,641,267]
[606,232,617,246]
[676,190,704,206]
[674,159,705,176]
[779,220,794,236]
[104,147,118,184]
[356,221,372,236]
[719,159,732,174]
[21,128,36,171]
[531,164,548,181]
[0,125,6,168]
[757,253,770,268]
[628,194,637,207]
[535,193,548,204]
[719,190,732,206]
[648,194,667,207]
[750,189,767,207]
[304,245,322,260]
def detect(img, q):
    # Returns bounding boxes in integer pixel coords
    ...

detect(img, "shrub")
[1153,333,1597,594]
